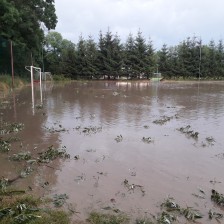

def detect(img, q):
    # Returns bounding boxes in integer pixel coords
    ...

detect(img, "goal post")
[25,65,43,113]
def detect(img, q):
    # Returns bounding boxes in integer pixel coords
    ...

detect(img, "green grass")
[0,194,70,224]
[88,212,129,224]
[0,74,27,90]
[135,218,154,224]
[52,74,71,81]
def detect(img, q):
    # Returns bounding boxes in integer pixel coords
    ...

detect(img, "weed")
[177,125,199,139]
[135,218,154,224]
[153,116,173,125]
[115,135,123,143]
[53,194,69,207]
[208,209,223,221]
[157,211,176,224]
[44,125,67,133]
[82,126,102,135]
[0,195,70,224]
[0,178,9,193]
[123,179,145,196]
[0,140,11,152]
[181,207,203,221]
[142,137,154,144]
[10,152,32,161]
[20,166,33,178]
[161,197,180,212]
[211,189,224,206]
[88,212,129,224]
[38,145,70,163]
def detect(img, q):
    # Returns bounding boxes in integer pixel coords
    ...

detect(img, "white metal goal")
[25,66,43,113]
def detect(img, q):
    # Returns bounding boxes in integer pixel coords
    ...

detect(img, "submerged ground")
[1,80,224,223]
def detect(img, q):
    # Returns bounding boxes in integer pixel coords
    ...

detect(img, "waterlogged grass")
[0,195,70,224]
[0,74,27,90]
[52,74,71,81]
[88,212,129,224]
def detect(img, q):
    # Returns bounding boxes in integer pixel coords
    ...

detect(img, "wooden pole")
[10,40,14,88]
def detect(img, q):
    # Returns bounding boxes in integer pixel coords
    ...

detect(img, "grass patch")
[52,74,71,81]
[88,212,129,224]
[0,194,70,224]
[0,74,27,91]
[135,218,154,224]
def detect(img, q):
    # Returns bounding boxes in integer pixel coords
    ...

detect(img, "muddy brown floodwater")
[1,80,224,223]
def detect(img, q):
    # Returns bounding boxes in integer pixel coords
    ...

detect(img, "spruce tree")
[75,35,88,78]
[133,30,148,78]
[124,33,136,79]
[85,36,99,78]
[158,44,171,78]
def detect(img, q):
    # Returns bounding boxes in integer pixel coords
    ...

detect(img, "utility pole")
[198,38,202,80]
[10,40,14,88]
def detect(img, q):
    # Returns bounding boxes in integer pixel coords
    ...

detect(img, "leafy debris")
[0,177,9,193]
[38,145,70,163]
[0,203,41,223]
[10,152,32,161]
[181,207,203,221]
[177,125,199,139]
[153,116,173,125]
[0,139,10,152]
[0,122,24,134]
[20,166,33,178]
[208,209,223,221]
[161,197,180,211]
[157,211,176,224]
[82,126,102,135]
[123,179,145,196]
[53,194,69,207]
[206,136,215,144]
[115,135,123,143]
[211,189,224,206]
[142,137,154,144]
[44,125,67,133]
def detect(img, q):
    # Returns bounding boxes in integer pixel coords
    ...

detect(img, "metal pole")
[199,38,202,80]
[10,41,14,88]
[31,66,35,114]
[40,68,43,104]
[42,44,45,80]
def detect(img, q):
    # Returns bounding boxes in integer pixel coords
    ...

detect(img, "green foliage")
[211,189,224,206]
[0,195,70,224]
[135,218,154,224]
[38,145,70,163]
[10,152,31,161]
[53,194,69,207]
[88,212,129,224]
[97,29,123,79]
[0,140,11,152]
[0,75,27,88]
[52,74,71,81]
[0,1,57,77]
[43,31,224,79]
[0,0,57,49]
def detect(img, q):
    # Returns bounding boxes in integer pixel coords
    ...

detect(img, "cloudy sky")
[54,0,224,49]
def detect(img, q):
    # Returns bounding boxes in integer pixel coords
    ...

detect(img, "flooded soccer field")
[1,80,224,223]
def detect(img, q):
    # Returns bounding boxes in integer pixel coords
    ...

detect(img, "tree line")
[1,1,224,79]
[44,31,224,79]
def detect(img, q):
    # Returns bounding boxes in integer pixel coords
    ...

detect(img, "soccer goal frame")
[25,66,43,112]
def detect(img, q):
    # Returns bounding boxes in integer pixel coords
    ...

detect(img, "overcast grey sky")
[54,0,224,49]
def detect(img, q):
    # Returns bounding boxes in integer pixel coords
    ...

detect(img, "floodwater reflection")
[1,80,224,223]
